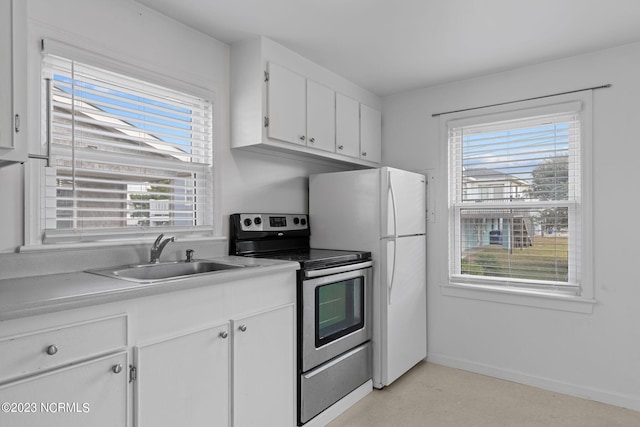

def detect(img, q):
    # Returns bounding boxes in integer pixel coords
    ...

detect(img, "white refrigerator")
[309,167,427,389]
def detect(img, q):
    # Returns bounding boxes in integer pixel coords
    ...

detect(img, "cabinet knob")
[338,145,344,150]
[112,364,123,374]
[299,135,306,141]
[362,152,367,157]
[239,325,247,332]
[45,344,58,356]
[309,137,315,143]
[219,331,228,339]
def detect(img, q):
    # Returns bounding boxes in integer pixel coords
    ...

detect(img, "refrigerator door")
[381,168,426,238]
[378,234,427,387]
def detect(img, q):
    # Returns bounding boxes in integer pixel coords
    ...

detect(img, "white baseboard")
[427,353,640,413]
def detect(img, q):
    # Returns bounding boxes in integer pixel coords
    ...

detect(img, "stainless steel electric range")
[229,213,373,425]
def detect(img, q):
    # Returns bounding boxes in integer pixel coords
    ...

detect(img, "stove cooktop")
[229,213,371,270]
[249,248,371,270]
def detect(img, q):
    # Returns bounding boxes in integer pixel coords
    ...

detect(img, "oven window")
[315,276,364,347]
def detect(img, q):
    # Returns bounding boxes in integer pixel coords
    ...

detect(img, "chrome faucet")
[150,233,175,264]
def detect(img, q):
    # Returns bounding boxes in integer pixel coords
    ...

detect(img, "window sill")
[18,236,226,253]
[441,282,596,314]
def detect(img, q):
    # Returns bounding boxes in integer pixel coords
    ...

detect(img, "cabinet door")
[0,0,26,162]
[336,93,360,158]
[232,304,295,427]
[0,352,128,427]
[135,323,230,427]
[360,104,381,164]
[306,80,335,152]
[266,62,306,145]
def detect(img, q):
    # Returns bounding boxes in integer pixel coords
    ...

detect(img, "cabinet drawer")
[0,315,127,383]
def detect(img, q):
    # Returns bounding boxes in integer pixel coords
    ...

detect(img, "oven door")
[301,262,372,372]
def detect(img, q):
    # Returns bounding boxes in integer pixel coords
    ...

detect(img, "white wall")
[382,42,640,410]
[0,0,344,253]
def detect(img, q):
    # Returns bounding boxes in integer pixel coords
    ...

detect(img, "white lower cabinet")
[134,323,230,427]
[0,351,128,427]
[0,269,297,427]
[134,304,295,427]
[0,314,129,426]
[131,271,297,426]
[232,304,295,427]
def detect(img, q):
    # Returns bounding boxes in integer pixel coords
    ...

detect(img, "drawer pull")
[46,344,58,356]
[112,364,123,374]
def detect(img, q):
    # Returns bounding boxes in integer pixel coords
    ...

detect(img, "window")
[40,54,213,243]
[447,94,591,297]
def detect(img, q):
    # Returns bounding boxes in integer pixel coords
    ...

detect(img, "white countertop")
[0,256,299,321]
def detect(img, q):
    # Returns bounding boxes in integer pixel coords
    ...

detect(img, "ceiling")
[133,0,640,97]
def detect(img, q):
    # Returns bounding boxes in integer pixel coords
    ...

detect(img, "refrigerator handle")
[388,171,398,302]
[388,239,398,303]
[388,171,399,239]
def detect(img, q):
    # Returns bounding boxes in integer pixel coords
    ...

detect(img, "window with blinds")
[41,54,213,242]
[448,104,583,292]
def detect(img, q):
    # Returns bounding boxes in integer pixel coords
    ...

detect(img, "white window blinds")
[42,54,213,242]
[449,107,582,291]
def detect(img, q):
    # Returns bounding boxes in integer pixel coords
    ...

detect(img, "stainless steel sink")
[87,260,246,283]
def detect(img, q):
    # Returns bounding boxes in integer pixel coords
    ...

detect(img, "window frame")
[440,92,595,313]
[24,39,222,248]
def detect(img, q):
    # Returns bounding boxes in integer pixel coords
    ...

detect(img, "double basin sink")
[87,260,248,284]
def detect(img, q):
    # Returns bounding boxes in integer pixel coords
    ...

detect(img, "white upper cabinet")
[231,37,381,167]
[360,104,382,164]
[266,64,337,153]
[267,62,307,145]
[336,93,360,158]
[0,0,27,167]
[306,80,336,153]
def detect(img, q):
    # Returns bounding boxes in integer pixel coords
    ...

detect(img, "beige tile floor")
[327,362,640,427]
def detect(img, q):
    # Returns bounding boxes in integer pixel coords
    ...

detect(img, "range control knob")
[293,217,300,225]
[254,217,262,225]
[300,218,307,226]
[243,218,252,227]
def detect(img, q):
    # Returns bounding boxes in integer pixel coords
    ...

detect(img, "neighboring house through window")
[445,92,592,297]
[39,52,214,244]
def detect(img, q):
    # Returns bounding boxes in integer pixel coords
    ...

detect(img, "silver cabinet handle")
[219,331,228,339]
[338,145,344,150]
[299,135,306,141]
[46,345,58,355]
[309,137,315,143]
[239,325,247,332]
[112,364,123,374]
[362,152,367,157]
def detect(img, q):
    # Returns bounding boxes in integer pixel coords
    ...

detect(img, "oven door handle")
[304,260,373,279]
